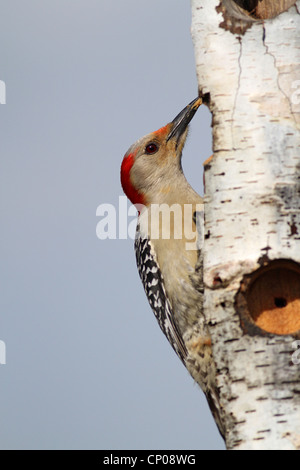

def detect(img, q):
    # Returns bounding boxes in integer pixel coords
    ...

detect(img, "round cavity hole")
[232,0,297,19]
[241,260,300,335]
[274,297,287,309]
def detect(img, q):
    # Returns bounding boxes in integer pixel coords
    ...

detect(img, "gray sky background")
[0,0,225,450]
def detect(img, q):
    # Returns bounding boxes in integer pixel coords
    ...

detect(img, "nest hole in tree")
[238,260,300,336]
[226,0,297,20]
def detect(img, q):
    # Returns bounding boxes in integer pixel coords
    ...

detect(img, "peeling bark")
[191,0,300,450]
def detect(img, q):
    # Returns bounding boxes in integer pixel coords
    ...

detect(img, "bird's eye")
[145,143,158,155]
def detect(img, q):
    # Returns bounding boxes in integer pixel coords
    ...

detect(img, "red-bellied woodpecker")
[121,98,223,436]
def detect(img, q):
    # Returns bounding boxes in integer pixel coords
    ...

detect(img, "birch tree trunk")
[191,0,300,450]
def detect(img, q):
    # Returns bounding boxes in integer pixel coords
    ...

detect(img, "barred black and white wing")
[134,224,187,363]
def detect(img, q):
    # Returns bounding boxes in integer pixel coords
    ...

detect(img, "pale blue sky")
[0,0,224,449]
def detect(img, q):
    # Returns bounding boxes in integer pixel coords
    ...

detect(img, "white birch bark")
[191,0,300,450]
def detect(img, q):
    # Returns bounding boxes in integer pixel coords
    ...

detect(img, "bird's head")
[121,97,202,208]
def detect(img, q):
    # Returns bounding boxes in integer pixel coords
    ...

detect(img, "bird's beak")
[166,97,202,143]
